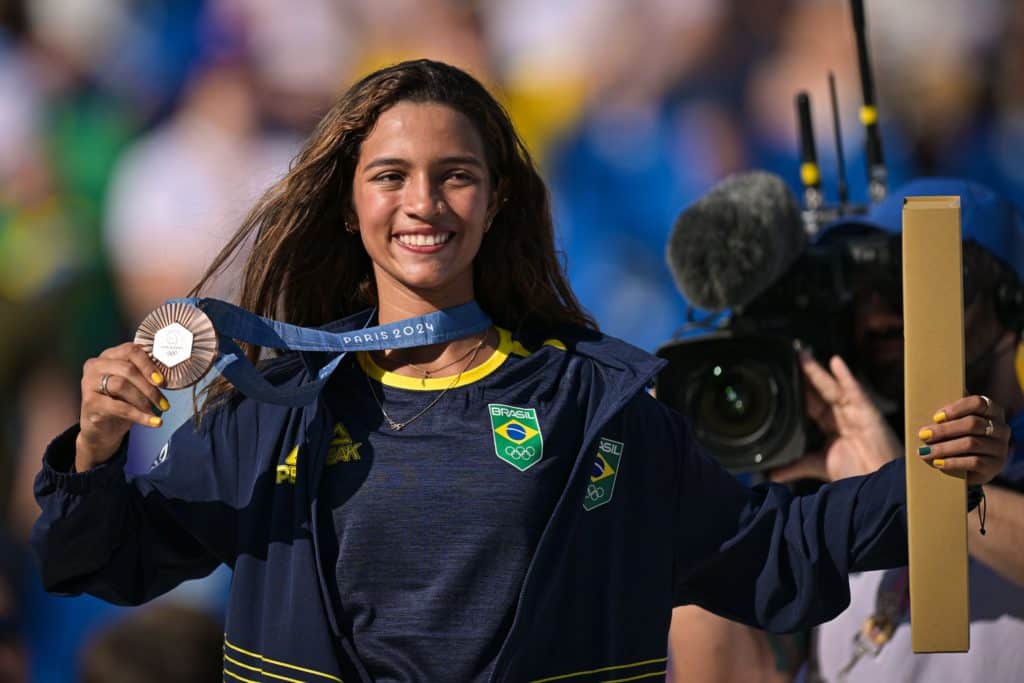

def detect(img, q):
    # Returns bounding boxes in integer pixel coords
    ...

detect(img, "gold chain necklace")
[400,332,488,386]
[365,335,486,431]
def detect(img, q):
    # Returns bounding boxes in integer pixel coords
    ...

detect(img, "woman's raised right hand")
[76,343,170,472]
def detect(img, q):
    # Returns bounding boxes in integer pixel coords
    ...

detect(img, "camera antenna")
[851,0,887,202]
[795,91,824,236]
[828,71,850,215]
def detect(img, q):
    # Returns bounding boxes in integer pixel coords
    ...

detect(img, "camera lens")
[656,333,805,473]
[693,363,778,446]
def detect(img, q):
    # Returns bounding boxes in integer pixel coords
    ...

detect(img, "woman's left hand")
[918,395,1011,486]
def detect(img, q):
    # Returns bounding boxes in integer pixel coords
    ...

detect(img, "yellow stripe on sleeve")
[601,671,666,683]
[224,667,259,683]
[530,657,668,683]
[224,638,343,682]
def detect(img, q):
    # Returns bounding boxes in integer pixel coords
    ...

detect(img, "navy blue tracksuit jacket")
[32,317,908,682]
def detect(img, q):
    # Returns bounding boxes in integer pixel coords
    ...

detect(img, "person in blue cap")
[803,178,1024,682]
[668,177,1024,683]
[31,60,1011,683]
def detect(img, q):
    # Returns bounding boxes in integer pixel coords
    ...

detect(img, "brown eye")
[445,170,475,185]
[372,172,405,187]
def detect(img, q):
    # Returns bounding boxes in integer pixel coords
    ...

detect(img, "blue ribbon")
[170,298,492,406]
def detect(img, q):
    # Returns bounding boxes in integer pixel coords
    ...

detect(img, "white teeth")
[396,233,452,247]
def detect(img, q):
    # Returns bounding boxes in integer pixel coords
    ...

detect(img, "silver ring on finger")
[99,373,113,397]
[980,394,992,415]
[985,418,994,437]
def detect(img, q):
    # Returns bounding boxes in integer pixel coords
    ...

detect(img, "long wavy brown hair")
[193,59,595,411]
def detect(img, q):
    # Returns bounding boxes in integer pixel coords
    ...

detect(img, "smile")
[394,232,454,248]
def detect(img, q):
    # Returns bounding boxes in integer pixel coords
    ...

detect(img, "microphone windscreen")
[667,171,805,312]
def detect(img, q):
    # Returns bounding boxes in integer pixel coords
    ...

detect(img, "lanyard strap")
[174,298,492,407]
[836,567,909,680]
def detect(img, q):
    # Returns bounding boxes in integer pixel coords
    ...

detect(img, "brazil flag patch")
[489,403,543,471]
[583,437,624,510]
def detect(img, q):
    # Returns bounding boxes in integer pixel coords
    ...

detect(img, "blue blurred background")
[2,0,1023,680]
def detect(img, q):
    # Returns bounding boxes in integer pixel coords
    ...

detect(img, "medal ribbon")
[169,297,492,407]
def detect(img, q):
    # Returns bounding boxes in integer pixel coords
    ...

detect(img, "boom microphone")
[666,171,806,313]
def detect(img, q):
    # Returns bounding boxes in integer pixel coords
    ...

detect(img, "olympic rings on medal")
[99,373,113,397]
[504,445,536,460]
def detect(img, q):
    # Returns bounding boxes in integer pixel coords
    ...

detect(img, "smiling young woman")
[350,101,500,376]
[185,60,594,406]
[353,102,492,300]
[32,60,1011,683]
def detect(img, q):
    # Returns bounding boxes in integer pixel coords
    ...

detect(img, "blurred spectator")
[3,1,134,543]
[943,2,1024,209]
[867,0,1006,174]
[103,57,296,474]
[78,603,223,683]
[104,58,294,330]
[350,0,491,87]
[540,1,742,351]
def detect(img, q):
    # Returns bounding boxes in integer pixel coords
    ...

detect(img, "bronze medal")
[134,302,218,389]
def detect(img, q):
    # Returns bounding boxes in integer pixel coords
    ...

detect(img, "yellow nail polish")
[148,416,163,427]
[151,371,164,386]
[159,398,170,412]
[933,458,945,469]
[933,411,947,424]
[918,428,933,441]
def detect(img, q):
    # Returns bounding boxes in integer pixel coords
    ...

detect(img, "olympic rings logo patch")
[489,403,544,472]
[583,437,625,511]
[504,445,537,460]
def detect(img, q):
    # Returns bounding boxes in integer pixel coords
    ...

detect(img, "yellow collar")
[357,327,514,390]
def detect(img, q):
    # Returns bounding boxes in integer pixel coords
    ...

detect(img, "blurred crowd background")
[2,0,1024,680]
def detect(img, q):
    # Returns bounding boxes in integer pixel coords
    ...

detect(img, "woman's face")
[351,101,494,308]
